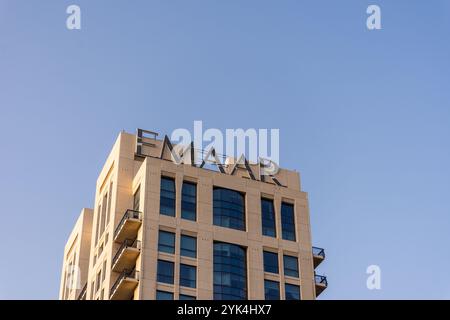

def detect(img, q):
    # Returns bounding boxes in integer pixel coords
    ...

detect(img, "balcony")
[312,246,325,268]
[110,268,140,300]
[112,239,141,272]
[315,274,328,297]
[77,283,87,300]
[114,210,142,243]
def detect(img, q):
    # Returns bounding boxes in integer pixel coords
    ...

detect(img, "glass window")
[281,202,296,241]
[180,264,196,288]
[160,177,176,216]
[213,242,247,300]
[133,186,140,211]
[261,198,276,237]
[213,187,245,231]
[283,255,299,278]
[158,230,175,254]
[156,290,173,300]
[285,284,301,300]
[263,251,279,274]
[264,280,280,300]
[181,182,197,221]
[157,260,174,284]
[180,235,197,258]
[179,294,196,300]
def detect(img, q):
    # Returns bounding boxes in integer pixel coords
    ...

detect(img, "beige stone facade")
[59,130,326,300]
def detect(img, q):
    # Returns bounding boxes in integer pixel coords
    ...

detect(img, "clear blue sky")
[1,0,450,299]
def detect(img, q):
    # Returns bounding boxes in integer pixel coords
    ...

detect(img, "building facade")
[59,130,327,300]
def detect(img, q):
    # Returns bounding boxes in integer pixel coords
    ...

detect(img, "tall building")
[59,130,327,300]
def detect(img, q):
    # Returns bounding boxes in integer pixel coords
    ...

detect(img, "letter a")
[366,5,381,30]
[66,5,81,30]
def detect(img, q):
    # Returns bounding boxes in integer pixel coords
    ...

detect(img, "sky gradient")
[1,0,450,299]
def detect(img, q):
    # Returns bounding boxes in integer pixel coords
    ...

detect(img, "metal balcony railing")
[315,274,328,287]
[110,268,140,298]
[114,209,142,239]
[112,239,141,267]
[77,283,87,300]
[312,246,325,259]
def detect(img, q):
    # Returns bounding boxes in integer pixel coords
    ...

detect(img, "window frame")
[261,198,276,237]
[157,260,175,284]
[180,234,197,258]
[283,255,299,278]
[179,264,197,288]
[281,202,296,241]
[158,230,175,254]
[160,176,176,216]
[213,187,246,231]
[263,251,279,274]
[181,181,197,221]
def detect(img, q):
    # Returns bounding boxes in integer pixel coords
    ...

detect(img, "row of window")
[157,260,197,289]
[157,229,198,299]
[263,251,299,277]
[155,282,300,300]
[154,238,301,300]
[158,231,197,258]
[264,280,301,300]
[156,290,196,300]
[154,177,297,241]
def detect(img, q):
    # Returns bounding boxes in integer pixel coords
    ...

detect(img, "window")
[158,230,175,254]
[100,193,107,235]
[283,255,299,278]
[133,186,140,211]
[102,260,107,281]
[95,204,101,245]
[95,270,101,293]
[180,235,197,258]
[213,188,245,231]
[281,202,296,241]
[261,198,276,237]
[213,242,247,300]
[180,264,196,288]
[156,290,173,300]
[181,182,197,221]
[285,284,301,300]
[179,294,196,300]
[106,182,113,226]
[263,251,279,274]
[264,280,280,300]
[160,177,176,216]
[157,260,174,284]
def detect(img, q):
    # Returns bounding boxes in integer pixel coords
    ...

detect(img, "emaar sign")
[136,121,283,186]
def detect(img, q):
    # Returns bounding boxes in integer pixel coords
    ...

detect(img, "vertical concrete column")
[197,176,213,299]
[139,162,160,299]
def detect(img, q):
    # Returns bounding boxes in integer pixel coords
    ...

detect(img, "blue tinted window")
[281,203,296,241]
[179,294,196,300]
[285,284,301,300]
[158,230,175,254]
[160,177,176,216]
[283,255,299,278]
[180,264,196,288]
[264,280,280,300]
[133,186,140,211]
[213,242,247,300]
[180,235,197,258]
[156,290,173,300]
[157,260,174,284]
[261,198,276,237]
[213,188,245,231]
[263,251,279,274]
[181,182,197,221]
